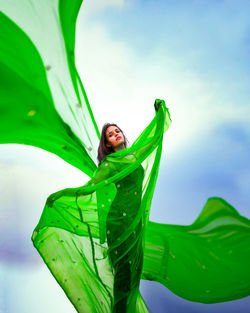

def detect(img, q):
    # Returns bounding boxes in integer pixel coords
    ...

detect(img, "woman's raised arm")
[130,99,171,162]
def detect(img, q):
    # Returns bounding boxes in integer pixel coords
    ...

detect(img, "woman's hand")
[154,99,162,112]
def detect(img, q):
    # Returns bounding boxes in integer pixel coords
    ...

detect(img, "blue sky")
[96,0,250,104]
[0,0,249,312]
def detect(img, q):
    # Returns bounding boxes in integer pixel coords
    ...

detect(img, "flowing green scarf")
[0,1,249,312]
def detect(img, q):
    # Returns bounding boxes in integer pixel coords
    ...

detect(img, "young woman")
[37,99,166,313]
[96,102,161,312]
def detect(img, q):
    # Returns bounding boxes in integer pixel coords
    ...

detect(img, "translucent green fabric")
[32,98,170,313]
[0,1,249,313]
[0,0,98,177]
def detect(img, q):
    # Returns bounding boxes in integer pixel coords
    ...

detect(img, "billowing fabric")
[33,98,170,313]
[0,1,249,313]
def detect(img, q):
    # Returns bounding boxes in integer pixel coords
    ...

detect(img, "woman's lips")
[116,136,122,141]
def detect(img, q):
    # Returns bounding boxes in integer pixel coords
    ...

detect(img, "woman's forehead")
[106,126,119,134]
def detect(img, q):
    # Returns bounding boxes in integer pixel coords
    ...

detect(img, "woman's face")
[105,125,125,150]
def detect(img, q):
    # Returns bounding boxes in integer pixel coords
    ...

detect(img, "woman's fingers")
[154,100,163,112]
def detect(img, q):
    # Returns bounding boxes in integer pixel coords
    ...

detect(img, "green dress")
[0,1,249,312]
[106,164,145,312]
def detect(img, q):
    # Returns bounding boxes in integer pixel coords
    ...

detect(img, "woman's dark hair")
[97,123,129,166]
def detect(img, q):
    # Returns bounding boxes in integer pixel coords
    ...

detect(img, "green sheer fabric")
[0,1,249,313]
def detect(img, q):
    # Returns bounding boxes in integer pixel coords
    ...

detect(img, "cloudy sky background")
[0,0,250,312]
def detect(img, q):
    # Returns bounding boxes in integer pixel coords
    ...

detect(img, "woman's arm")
[131,99,171,161]
[46,160,117,207]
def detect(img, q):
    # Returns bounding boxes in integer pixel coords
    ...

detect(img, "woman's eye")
[108,129,119,137]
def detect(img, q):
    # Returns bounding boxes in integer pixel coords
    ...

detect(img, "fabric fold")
[142,197,250,304]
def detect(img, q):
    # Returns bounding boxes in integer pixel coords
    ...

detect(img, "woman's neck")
[113,143,125,152]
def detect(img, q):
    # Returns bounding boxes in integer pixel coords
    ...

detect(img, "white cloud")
[0,146,87,265]
[1,264,76,313]
[75,2,250,160]
[80,0,125,14]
